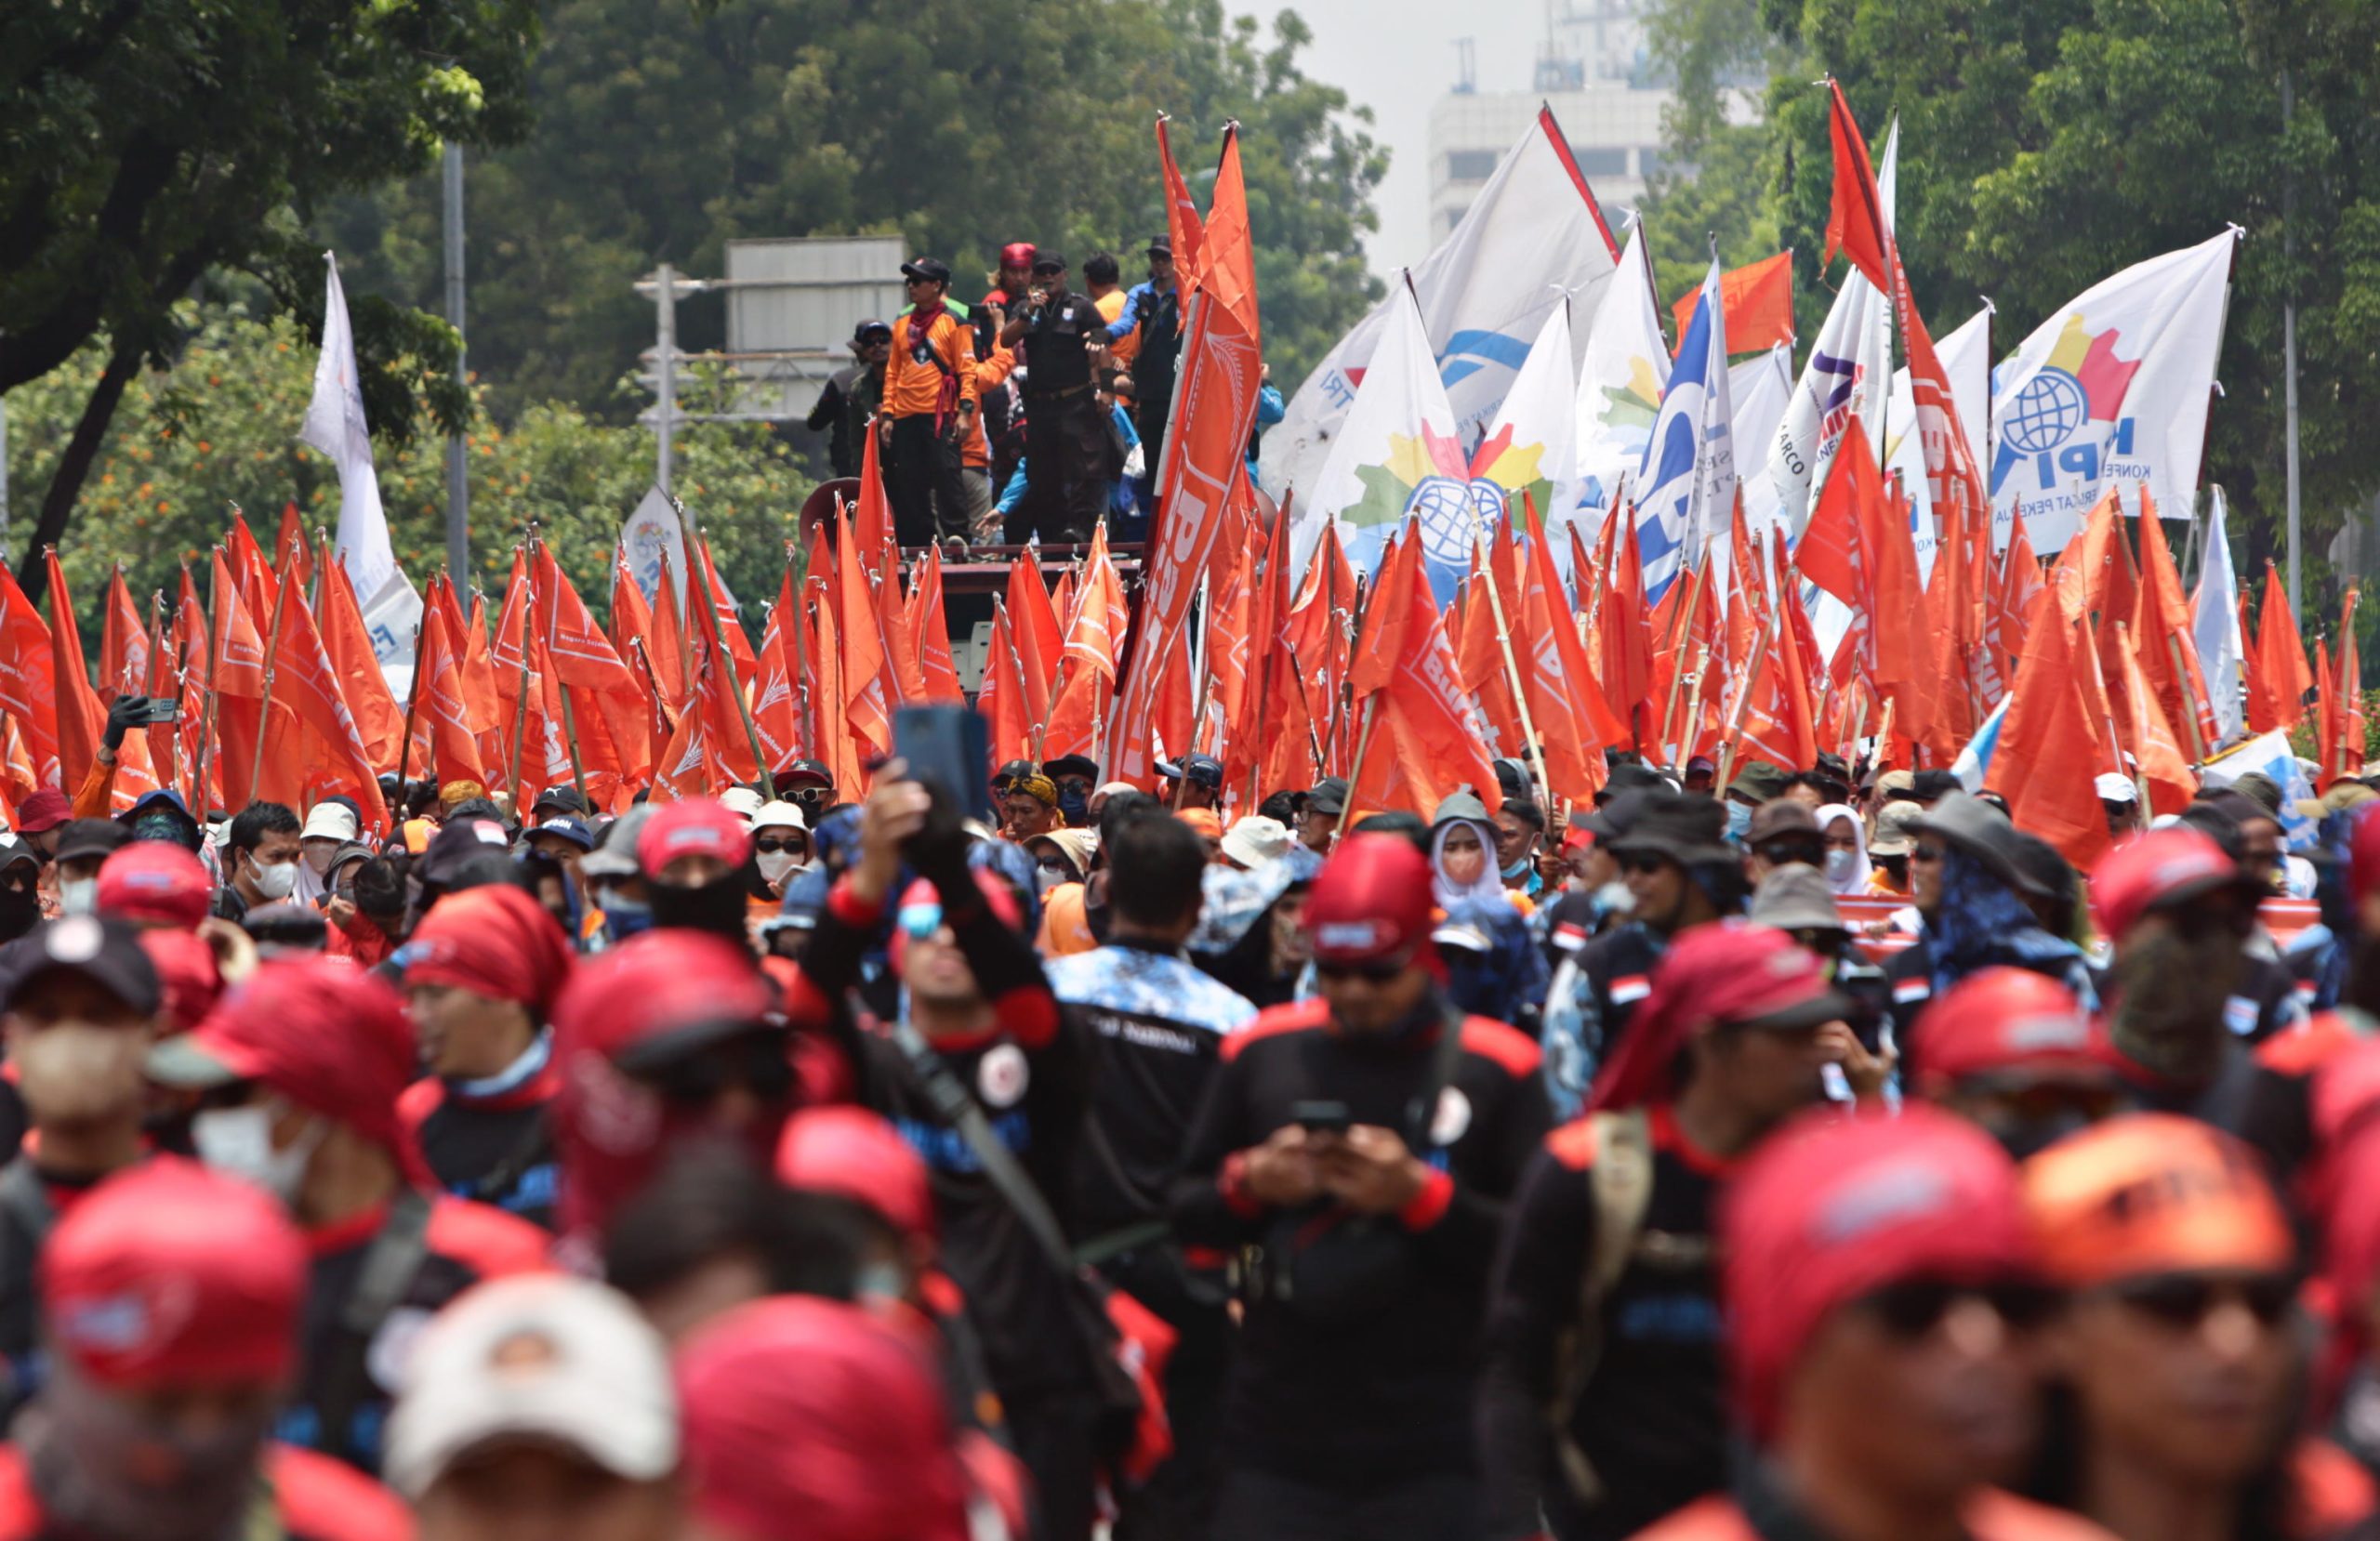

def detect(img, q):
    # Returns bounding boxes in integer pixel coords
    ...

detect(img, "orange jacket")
[881,306,979,422]
[963,343,1017,470]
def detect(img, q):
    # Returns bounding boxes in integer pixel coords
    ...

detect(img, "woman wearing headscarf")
[1911,794,2099,1008]
[1814,803,1871,896]
[1189,850,1321,1009]
[1431,792,1520,913]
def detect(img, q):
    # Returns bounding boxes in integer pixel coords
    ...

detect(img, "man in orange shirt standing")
[879,257,979,548]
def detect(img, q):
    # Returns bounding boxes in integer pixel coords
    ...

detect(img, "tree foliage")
[325,0,1387,420]
[1641,0,2380,589]
[4,310,811,628]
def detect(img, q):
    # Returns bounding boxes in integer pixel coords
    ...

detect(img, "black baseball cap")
[2,916,161,1017]
[779,759,835,791]
[1031,252,1066,274]
[1044,755,1100,783]
[900,257,952,285]
[853,319,892,344]
[532,786,590,818]
[1156,753,1224,790]
[1306,777,1351,816]
[1146,235,1173,257]
[53,819,132,866]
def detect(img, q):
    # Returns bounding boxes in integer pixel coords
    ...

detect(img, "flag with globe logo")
[1986,229,2237,549]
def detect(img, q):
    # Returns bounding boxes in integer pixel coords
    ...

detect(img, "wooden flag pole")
[392,622,427,796]
[1713,606,1781,795]
[142,587,174,789]
[1341,695,1381,829]
[1474,522,1554,803]
[1656,557,1710,759]
[191,559,218,816]
[505,547,534,811]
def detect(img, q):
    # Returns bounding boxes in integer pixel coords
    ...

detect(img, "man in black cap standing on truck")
[999,251,1112,547]
[879,257,978,547]
[1107,236,1184,513]
[806,318,892,480]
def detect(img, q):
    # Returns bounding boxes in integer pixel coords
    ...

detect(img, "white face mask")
[1825,848,1859,882]
[247,856,298,901]
[57,877,99,917]
[302,843,337,877]
[192,1105,322,1204]
[756,851,800,887]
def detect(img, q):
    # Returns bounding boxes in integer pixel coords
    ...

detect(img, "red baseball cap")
[998,242,1037,270]
[150,957,418,1163]
[405,883,576,1020]
[776,1106,935,1243]
[1725,1106,2030,1440]
[1303,835,1434,967]
[96,841,213,930]
[2090,826,2259,941]
[139,927,222,1035]
[1911,968,2106,1094]
[677,1297,971,1541]
[2023,1113,2292,1289]
[1589,922,1843,1112]
[637,797,754,878]
[43,1158,307,1389]
[12,790,72,836]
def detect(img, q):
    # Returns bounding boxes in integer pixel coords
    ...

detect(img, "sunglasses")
[1972,1078,2128,1126]
[1620,853,1673,876]
[753,837,805,857]
[636,1033,797,1108]
[1759,840,1826,867]
[1315,957,1408,984]
[2106,1272,2294,1331]
[1857,1276,2058,1338]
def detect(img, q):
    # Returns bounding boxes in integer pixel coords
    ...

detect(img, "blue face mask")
[1057,784,1091,826]
[1726,801,1754,842]
[598,890,653,939]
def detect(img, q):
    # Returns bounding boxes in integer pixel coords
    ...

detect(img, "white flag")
[1744,121,1898,542]
[358,572,425,702]
[1571,220,1671,533]
[1263,107,1620,502]
[1989,229,2237,550]
[1291,285,1465,586]
[1728,344,1794,485]
[1888,304,1993,579]
[1634,258,1734,600]
[1469,303,1580,568]
[621,485,691,612]
[2193,485,2247,744]
[300,253,399,608]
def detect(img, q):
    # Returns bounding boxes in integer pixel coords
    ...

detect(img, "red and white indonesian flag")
[1987,229,2237,551]
[1262,106,1620,504]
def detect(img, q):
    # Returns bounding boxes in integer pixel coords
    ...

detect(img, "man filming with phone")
[1172,834,1552,1541]
[779,750,1106,1541]
[65,697,192,842]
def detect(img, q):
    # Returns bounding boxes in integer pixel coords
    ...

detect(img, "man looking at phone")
[1173,834,1551,1540]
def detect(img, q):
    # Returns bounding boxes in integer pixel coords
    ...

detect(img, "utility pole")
[443,142,469,586]
[2283,69,2302,618]
[654,262,678,493]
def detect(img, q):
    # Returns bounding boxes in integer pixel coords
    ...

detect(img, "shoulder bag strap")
[1553,1106,1657,1506]
[316,1188,434,1462]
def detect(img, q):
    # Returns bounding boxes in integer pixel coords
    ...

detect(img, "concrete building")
[1428,1,1718,239]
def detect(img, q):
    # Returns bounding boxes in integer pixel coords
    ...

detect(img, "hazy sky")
[1232,0,1555,274]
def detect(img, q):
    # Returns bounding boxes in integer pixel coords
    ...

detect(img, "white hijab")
[1816,803,1871,895]
[1431,820,1507,908]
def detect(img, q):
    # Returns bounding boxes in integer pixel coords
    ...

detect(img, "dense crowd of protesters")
[6,719,2380,1541]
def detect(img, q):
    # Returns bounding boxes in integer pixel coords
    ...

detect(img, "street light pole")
[654,261,677,494]
[443,142,469,586]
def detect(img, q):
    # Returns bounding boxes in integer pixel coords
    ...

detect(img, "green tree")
[324,0,1384,421]
[1,0,542,597]
[4,310,813,629]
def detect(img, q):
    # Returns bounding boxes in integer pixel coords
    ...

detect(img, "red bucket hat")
[405,884,576,1020]
[1589,922,1841,1112]
[1910,967,2106,1094]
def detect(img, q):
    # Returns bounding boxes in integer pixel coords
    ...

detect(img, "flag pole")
[191,560,218,816]
[392,621,426,797]
[1474,520,1554,804]
[1713,606,1781,794]
[506,547,534,810]
[142,588,173,789]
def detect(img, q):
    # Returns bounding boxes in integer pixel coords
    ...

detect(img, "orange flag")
[2112,621,2196,815]
[407,593,486,788]
[2131,491,2215,758]
[1006,550,1063,735]
[0,564,62,792]
[1515,496,1612,801]
[98,570,149,703]
[2251,562,2315,735]
[1994,606,2112,871]
[534,547,653,797]
[1045,526,1130,760]
[272,587,390,832]
[908,547,963,704]
[804,573,865,796]
[273,504,313,594]
[227,513,277,620]
[1670,251,1794,356]
[1240,504,1320,796]
[316,556,405,772]
[1347,529,1496,819]
[43,551,104,796]
[2319,589,2365,787]
[1156,114,1207,297]
[1455,570,1527,761]
[978,602,1035,766]
[836,520,893,760]
[1597,507,1654,744]
[1821,80,1893,290]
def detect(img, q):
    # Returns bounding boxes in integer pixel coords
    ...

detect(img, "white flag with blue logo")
[2193,485,2248,744]
[1261,107,1620,505]
[1988,229,2237,551]
[1471,302,1581,576]
[1571,220,1671,533]
[1634,258,1735,600]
